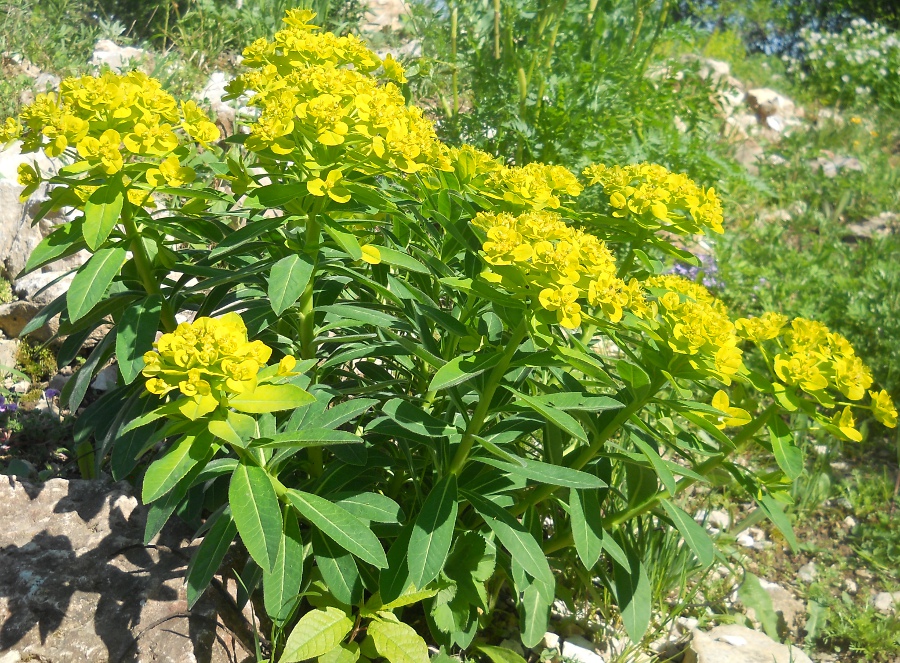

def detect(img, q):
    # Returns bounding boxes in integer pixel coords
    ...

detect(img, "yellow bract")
[142,313,293,418]
[584,162,724,235]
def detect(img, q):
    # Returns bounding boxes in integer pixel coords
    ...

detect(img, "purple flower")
[44,388,60,399]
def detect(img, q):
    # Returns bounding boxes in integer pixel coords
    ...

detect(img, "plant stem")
[122,210,177,332]
[448,317,528,476]
[511,378,665,517]
[298,206,322,362]
[493,0,501,59]
[451,5,459,116]
[541,402,778,554]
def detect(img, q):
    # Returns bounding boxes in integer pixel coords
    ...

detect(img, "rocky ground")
[0,3,898,662]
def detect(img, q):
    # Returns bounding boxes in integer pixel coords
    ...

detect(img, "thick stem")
[298,209,322,362]
[542,402,778,553]
[511,378,665,518]
[122,211,177,332]
[493,0,501,59]
[448,318,528,476]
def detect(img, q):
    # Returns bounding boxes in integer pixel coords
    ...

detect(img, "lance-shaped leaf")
[475,456,605,489]
[313,529,363,606]
[520,583,551,649]
[268,254,314,315]
[505,387,588,442]
[263,510,305,623]
[661,500,715,568]
[142,431,214,503]
[67,247,127,322]
[368,618,430,663]
[769,417,804,481]
[287,490,387,568]
[407,476,458,590]
[186,508,237,608]
[116,295,162,385]
[614,551,652,644]
[229,384,316,413]
[279,606,354,663]
[229,462,282,573]
[82,180,124,250]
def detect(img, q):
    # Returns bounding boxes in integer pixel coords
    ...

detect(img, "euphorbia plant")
[4,9,897,661]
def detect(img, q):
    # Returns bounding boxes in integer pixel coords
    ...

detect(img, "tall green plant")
[4,9,896,660]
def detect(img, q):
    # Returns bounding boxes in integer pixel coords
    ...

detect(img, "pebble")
[541,632,561,651]
[844,578,858,594]
[873,592,900,614]
[843,516,857,528]
[11,380,30,394]
[798,562,818,583]
[561,640,605,663]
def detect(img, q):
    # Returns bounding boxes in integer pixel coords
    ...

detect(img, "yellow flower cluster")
[472,210,651,328]
[142,313,295,413]
[646,275,743,382]
[228,10,447,174]
[735,314,897,435]
[485,162,583,210]
[583,163,724,236]
[3,70,218,200]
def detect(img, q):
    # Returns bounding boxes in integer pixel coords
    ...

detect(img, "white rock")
[541,632,561,651]
[90,39,147,72]
[11,380,30,394]
[91,364,118,392]
[13,271,74,306]
[0,339,18,372]
[873,592,899,613]
[684,625,812,663]
[707,510,730,530]
[561,640,605,663]
[844,578,858,594]
[798,562,817,583]
[736,533,756,548]
[843,516,857,528]
[746,88,797,121]
[0,650,22,663]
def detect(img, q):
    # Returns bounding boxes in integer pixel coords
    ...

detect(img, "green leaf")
[464,492,554,600]
[381,398,458,438]
[759,495,799,552]
[661,500,715,568]
[505,387,587,442]
[250,429,363,448]
[739,573,780,640]
[82,181,124,250]
[478,646,527,663]
[280,606,354,663]
[630,434,676,496]
[408,476,458,590]
[287,490,387,568]
[318,643,360,663]
[322,220,363,260]
[306,398,379,430]
[335,493,404,523]
[519,583,550,649]
[428,352,500,392]
[142,431,214,504]
[475,457,605,489]
[376,246,429,273]
[208,410,257,447]
[769,417,804,481]
[23,219,87,275]
[116,296,162,385]
[614,553,652,644]
[186,508,237,609]
[264,510,305,623]
[530,392,622,412]
[617,359,651,396]
[570,488,602,570]
[269,254,314,315]
[313,528,363,606]
[368,618,430,663]
[229,384,316,413]
[247,183,307,208]
[229,462,283,573]
[67,247,127,322]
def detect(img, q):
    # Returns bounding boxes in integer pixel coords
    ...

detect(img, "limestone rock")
[561,639,605,663]
[684,625,812,663]
[363,0,406,32]
[797,561,817,584]
[0,339,17,372]
[0,300,50,342]
[90,40,149,73]
[873,591,900,614]
[0,476,244,662]
[745,579,806,637]
[746,88,798,121]
[12,271,74,306]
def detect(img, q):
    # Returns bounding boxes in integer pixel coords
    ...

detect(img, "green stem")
[298,206,322,362]
[122,211,177,332]
[542,402,778,554]
[511,378,666,518]
[451,5,459,116]
[448,317,528,476]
